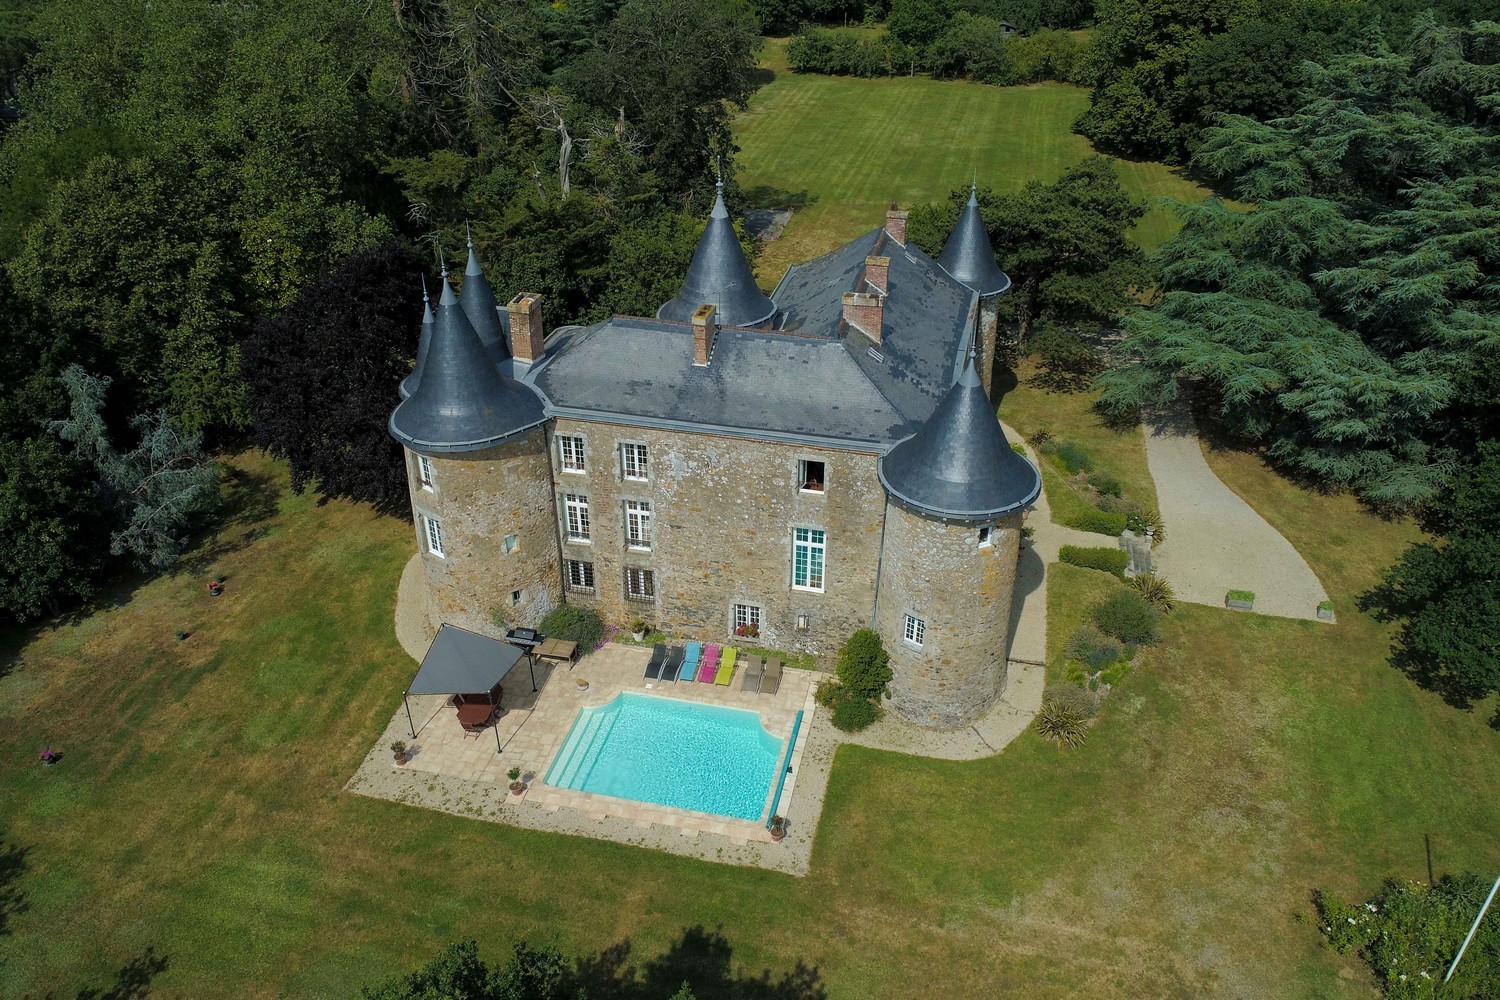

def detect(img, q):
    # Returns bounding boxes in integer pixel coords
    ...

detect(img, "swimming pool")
[544,693,784,821]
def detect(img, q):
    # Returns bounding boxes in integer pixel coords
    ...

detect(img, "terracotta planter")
[393,753,407,766]
[769,823,787,842]
[509,781,527,795]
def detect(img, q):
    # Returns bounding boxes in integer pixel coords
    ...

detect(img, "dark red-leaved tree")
[242,243,423,511]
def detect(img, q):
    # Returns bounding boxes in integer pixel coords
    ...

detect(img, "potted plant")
[207,578,225,597]
[174,629,189,642]
[38,748,60,767]
[630,618,647,641]
[508,766,526,795]
[1226,589,1255,611]
[734,623,759,639]
[1317,599,1335,622]
[768,815,788,842]
[391,740,408,765]
[575,678,589,692]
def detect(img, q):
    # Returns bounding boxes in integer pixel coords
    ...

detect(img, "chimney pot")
[885,206,908,246]
[692,303,717,366]
[507,293,545,364]
[842,290,883,344]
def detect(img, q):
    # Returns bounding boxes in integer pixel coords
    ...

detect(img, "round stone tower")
[874,347,1041,729]
[390,255,558,638]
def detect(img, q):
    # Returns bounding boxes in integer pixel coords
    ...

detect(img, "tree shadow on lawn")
[576,924,826,1000]
[69,948,169,1000]
[0,838,29,941]
[740,185,817,214]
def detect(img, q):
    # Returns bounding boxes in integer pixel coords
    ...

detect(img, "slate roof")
[879,349,1041,521]
[461,241,511,367]
[657,181,778,329]
[390,275,546,454]
[399,278,435,401]
[937,186,1010,296]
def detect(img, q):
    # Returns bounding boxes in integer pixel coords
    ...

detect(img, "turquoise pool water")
[544,693,784,821]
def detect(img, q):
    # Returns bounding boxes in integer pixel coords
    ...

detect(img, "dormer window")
[799,460,826,494]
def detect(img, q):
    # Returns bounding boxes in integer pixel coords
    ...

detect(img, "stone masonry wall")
[405,427,562,638]
[549,418,885,655]
[874,503,1023,728]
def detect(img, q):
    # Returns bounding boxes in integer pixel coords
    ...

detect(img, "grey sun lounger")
[643,643,667,680]
[761,656,783,695]
[738,655,764,692]
[660,645,685,682]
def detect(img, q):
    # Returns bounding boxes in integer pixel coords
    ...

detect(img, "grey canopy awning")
[408,624,526,696]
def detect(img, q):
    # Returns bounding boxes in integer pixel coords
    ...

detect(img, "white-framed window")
[565,494,591,542]
[625,567,656,601]
[566,559,595,593]
[904,614,925,647]
[622,442,649,481]
[559,435,586,473]
[502,533,519,554]
[625,499,652,550]
[799,459,826,494]
[511,589,523,606]
[733,603,761,639]
[416,454,436,491]
[978,525,992,547]
[421,514,445,558]
[792,527,826,592]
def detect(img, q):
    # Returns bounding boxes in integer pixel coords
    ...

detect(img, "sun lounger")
[761,656,783,695]
[643,643,667,680]
[739,656,764,692]
[661,645,684,682]
[715,646,737,685]
[680,641,702,682]
[699,644,720,684]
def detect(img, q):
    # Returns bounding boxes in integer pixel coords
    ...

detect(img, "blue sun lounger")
[661,645,685,682]
[643,643,667,680]
[680,641,702,682]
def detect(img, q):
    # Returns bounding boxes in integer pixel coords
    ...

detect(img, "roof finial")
[439,247,448,280]
[715,155,723,189]
[421,273,430,305]
[465,220,473,250]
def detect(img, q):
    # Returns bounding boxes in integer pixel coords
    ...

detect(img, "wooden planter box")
[1226,597,1255,612]
[1317,606,1335,621]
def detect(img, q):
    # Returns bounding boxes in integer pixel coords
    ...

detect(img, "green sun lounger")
[715,646,737,685]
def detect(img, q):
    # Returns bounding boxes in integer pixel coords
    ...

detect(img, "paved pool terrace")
[349,642,820,864]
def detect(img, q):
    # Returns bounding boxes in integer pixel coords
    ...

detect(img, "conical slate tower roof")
[390,273,546,454]
[399,277,435,401]
[657,179,777,328]
[460,229,510,367]
[937,184,1010,296]
[878,349,1040,520]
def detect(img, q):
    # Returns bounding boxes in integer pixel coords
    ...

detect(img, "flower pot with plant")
[1226,589,1255,611]
[391,740,408,765]
[768,815,788,841]
[630,619,647,641]
[575,678,589,692]
[508,766,526,795]
[1317,600,1334,621]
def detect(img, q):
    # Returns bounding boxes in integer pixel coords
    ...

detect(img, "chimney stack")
[885,204,908,246]
[507,293,545,364]
[865,255,890,295]
[692,303,717,366]
[842,291,883,344]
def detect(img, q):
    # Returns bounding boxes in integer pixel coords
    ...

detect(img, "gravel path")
[1143,410,1329,621]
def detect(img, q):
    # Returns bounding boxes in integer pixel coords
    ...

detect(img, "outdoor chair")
[761,657,783,696]
[739,655,764,692]
[455,689,501,736]
[643,643,667,680]
[661,645,685,682]
[715,646,737,685]
[698,644,720,684]
[681,641,702,682]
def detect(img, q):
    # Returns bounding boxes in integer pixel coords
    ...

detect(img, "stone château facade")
[389,183,1040,729]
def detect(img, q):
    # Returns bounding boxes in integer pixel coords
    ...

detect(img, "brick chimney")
[507,293,545,364]
[885,204,908,246]
[864,255,890,295]
[692,303,717,366]
[842,291,883,344]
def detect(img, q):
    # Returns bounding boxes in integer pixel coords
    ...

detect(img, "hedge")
[1070,506,1128,536]
[1059,545,1128,579]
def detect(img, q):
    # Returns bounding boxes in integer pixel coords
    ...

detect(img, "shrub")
[814,678,841,708]
[1027,425,1053,448]
[1063,625,1111,663]
[831,694,880,732]
[1059,544,1128,578]
[1093,590,1160,645]
[538,605,604,650]
[1227,589,1256,603]
[1043,684,1098,718]
[1052,442,1093,474]
[1011,441,1027,454]
[1126,506,1166,546]
[1319,599,1334,612]
[1035,699,1087,748]
[837,628,891,700]
[1068,506,1128,536]
[1130,572,1174,611]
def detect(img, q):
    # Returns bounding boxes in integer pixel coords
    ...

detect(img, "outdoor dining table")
[455,701,495,732]
[534,637,578,666]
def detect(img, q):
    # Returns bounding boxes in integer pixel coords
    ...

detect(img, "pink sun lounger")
[699,644,720,683]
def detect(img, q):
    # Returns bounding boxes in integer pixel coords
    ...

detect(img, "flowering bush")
[734,623,759,638]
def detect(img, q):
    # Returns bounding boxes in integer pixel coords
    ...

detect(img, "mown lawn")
[735,40,1214,284]
[1,444,1497,999]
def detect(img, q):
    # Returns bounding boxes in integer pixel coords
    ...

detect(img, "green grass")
[736,39,1215,284]
[1,446,1498,998]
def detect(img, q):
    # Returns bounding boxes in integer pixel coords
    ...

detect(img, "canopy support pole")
[528,653,538,692]
[404,690,415,738]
